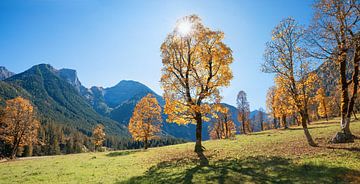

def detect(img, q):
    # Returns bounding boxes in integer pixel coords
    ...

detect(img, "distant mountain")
[0,64,128,136]
[0,66,15,80]
[0,64,266,141]
[104,80,162,108]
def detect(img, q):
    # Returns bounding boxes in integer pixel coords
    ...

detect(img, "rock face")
[0,66,15,80]
[57,68,82,92]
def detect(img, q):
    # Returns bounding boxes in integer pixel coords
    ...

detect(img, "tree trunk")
[300,111,317,146]
[273,115,277,129]
[144,137,148,150]
[194,113,204,152]
[282,115,288,129]
[10,140,20,159]
[323,99,329,121]
[242,117,246,134]
[225,122,229,138]
[353,111,358,120]
[332,42,359,143]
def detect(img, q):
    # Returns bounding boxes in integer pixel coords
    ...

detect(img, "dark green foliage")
[104,135,188,150]
[2,64,128,136]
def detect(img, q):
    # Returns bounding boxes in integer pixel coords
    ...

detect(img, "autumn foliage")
[92,124,106,151]
[160,15,233,152]
[209,104,236,139]
[128,94,162,149]
[0,97,40,159]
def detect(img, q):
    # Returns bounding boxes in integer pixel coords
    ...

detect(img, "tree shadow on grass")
[106,150,139,157]
[326,146,360,152]
[118,155,360,184]
[288,125,331,131]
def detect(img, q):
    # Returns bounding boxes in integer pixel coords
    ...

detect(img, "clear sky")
[0,0,314,109]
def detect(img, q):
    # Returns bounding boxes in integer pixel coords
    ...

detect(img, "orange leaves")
[92,124,105,147]
[160,15,233,127]
[0,97,39,158]
[315,87,332,118]
[128,94,162,143]
[209,104,236,140]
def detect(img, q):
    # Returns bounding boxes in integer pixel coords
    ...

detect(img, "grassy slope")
[1,118,360,184]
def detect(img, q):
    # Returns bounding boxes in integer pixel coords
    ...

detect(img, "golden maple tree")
[209,104,236,139]
[273,81,294,129]
[315,88,331,121]
[128,94,162,149]
[266,86,278,129]
[92,124,106,151]
[160,15,233,152]
[0,97,40,159]
[262,18,319,146]
[308,0,359,142]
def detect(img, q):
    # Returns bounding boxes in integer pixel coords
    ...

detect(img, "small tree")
[256,108,266,131]
[128,94,162,149]
[0,97,40,159]
[92,124,105,151]
[209,104,236,139]
[315,88,331,121]
[237,91,250,134]
[266,86,278,129]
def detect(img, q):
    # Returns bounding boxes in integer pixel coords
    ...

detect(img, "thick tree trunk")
[299,110,316,146]
[332,43,359,143]
[194,113,204,152]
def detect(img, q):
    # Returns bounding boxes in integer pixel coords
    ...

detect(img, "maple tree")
[273,82,294,129]
[128,94,162,149]
[266,86,278,129]
[92,124,106,151]
[236,90,251,134]
[315,88,331,121]
[0,97,40,159]
[308,0,359,142]
[209,104,236,139]
[262,18,319,146]
[160,15,233,152]
[256,108,266,131]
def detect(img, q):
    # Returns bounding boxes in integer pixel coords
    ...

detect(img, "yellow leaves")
[92,124,105,147]
[128,94,162,142]
[209,104,236,140]
[0,97,40,151]
[160,15,234,128]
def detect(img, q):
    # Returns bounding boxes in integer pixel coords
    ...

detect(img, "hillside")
[0,64,128,136]
[1,118,359,183]
[0,64,256,141]
[0,66,15,80]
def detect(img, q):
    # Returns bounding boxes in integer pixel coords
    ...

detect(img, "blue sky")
[0,0,314,109]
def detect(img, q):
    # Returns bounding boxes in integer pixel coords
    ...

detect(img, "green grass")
[1,118,360,184]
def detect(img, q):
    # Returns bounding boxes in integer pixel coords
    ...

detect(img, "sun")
[176,20,193,36]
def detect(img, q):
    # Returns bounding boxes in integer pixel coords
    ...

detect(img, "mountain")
[104,80,162,108]
[0,64,128,136]
[0,66,15,80]
[0,64,264,141]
